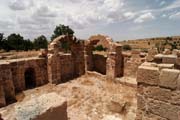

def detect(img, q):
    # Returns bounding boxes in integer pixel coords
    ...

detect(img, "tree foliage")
[94,45,107,51]
[51,24,74,40]
[34,35,48,50]
[0,33,48,51]
[122,44,132,51]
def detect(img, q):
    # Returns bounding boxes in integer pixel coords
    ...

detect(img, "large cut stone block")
[15,93,67,120]
[147,99,180,120]
[159,69,180,89]
[143,86,171,102]
[162,55,177,64]
[137,66,160,85]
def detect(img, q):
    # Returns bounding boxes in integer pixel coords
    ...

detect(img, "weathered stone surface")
[0,85,6,107]
[148,99,180,120]
[137,95,146,111]
[15,93,67,120]
[158,64,174,70]
[159,69,180,89]
[137,66,159,85]
[93,54,107,75]
[143,86,171,102]
[162,55,177,64]
[146,48,158,62]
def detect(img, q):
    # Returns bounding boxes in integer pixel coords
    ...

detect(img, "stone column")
[71,41,85,77]
[106,43,123,80]
[84,44,94,72]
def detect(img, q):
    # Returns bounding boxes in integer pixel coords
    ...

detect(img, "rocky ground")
[0,73,137,120]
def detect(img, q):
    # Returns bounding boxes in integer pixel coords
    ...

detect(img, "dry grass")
[0,50,39,60]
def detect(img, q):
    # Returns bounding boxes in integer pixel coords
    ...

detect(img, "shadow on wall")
[24,67,36,90]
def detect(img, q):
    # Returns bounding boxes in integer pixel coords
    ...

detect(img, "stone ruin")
[0,35,124,117]
[0,34,180,120]
[136,49,180,120]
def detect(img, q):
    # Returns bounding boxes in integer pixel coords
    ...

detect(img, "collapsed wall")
[48,35,85,84]
[85,35,124,79]
[136,62,180,120]
[0,57,48,107]
[15,93,67,120]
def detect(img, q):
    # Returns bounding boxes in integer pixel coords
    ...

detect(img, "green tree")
[94,45,107,51]
[34,35,48,50]
[0,33,4,49]
[122,44,132,51]
[6,33,24,51]
[23,39,34,51]
[51,24,74,40]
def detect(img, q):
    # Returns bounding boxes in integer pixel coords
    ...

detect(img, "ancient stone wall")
[48,35,85,84]
[136,63,180,120]
[0,57,48,107]
[106,43,124,79]
[85,35,124,79]
[93,54,107,75]
[60,54,75,82]
[123,51,146,78]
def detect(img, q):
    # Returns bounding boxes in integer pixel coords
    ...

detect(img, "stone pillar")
[0,85,6,107]
[71,41,85,77]
[106,43,123,80]
[84,44,94,72]
[48,54,61,84]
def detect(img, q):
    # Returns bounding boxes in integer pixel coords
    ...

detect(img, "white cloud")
[134,12,155,23]
[9,0,34,10]
[123,12,135,20]
[169,12,180,20]
[160,1,166,6]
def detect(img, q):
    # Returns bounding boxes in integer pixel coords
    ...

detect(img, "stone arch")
[85,35,113,74]
[48,35,85,84]
[24,67,36,89]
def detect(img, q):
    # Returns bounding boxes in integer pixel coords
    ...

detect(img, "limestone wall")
[0,57,48,107]
[123,51,145,78]
[136,63,180,120]
[48,35,85,84]
[60,54,75,82]
[93,54,107,75]
[106,43,123,79]
[10,58,48,92]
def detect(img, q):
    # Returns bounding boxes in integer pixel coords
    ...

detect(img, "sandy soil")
[0,74,137,120]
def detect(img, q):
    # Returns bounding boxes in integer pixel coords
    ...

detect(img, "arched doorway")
[24,68,36,89]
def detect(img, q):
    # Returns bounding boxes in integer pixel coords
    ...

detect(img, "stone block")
[158,64,174,70]
[159,69,180,89]
[15,93,67,120]
[147,99,180,120]
[171,91,180,105]
[137,94,146,111]
[137,66,159,85]
[143,86,171,102]
[162,55,177,64]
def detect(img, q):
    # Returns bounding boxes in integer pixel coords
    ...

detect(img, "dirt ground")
[0,73,137,120]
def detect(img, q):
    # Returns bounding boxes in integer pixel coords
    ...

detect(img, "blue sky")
[0,0,180,41]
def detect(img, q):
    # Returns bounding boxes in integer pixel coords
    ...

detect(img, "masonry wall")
[93,54,107,75]
[124,57,145,78]
[0,57,48,107]
[0,63,15,106]
[60,54,75,82]
[136,64,180,120]
[48,35,85,84]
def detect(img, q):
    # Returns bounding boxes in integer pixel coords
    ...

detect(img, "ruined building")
[0,34,124,107]
[0,34,180,120]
